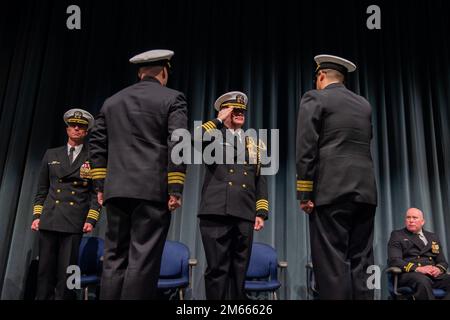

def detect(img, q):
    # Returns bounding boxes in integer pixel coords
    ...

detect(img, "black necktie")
[69,147,75,164]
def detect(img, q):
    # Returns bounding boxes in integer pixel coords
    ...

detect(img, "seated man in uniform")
[388,207,450,299]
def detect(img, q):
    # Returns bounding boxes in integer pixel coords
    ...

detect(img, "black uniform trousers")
[199,215,254,300]
[100,198,171,300]
[398,272,450,300]
[310,201,376,300]
[36,230,82,300]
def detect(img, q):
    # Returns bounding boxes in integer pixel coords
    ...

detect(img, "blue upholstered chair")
[78,236,104,300]
[158,240,197,300]
[386,266,448,300]
[244,242,287,300]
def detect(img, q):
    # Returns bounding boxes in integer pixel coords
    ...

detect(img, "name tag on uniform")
[48,161,60,165]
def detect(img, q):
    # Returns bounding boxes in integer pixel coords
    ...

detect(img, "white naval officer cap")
[63,108,94,130]
[314,54,357,76]
[129,49,174,70]
[214,91,248,112]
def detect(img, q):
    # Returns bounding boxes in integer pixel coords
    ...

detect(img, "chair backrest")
[246,242,278,280]
[159,240,190,279]
[78,237,104,275]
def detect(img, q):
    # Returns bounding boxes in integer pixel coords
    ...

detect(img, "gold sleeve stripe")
[87,214,99,219]
[297,182,313,188]
[168,177,185,182]
[256,206,269,211]
[33,205,44,214]
[168,172,186,178]
[297,187,313,192]
[92,175,106,180]
[203,126,215,133]
[87,210,100,220]
[202,121,217,131]
[256,200,269,206]
[297,182,314,186]
[91,175,106,179]
[91,172,107,175]
[167,179,184,184]
[297,180,313,185]
[256,202,269,207]
[404,263,414,272]
[202,122,214,130]
[202,123,214,131]
[168,179,185,184]
[256,203,269,209]
[203,121,213,128]
[91,168,107,173]
[205,121,217,129]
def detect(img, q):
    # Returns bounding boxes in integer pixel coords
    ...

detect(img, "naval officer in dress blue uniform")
[89,49,188,300]
[197,91,269,300]
[31,108,100,299]
[296,55,377,300]
[388,208,450,300]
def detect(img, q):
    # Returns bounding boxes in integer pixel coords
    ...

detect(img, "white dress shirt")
[67,144,83,163]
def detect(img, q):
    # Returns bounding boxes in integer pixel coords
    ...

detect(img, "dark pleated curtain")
[0,0,449,299]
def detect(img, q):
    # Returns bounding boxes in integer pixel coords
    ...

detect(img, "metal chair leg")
[179,289,184,300]
[273,291,278,300]
[84,287,89,300]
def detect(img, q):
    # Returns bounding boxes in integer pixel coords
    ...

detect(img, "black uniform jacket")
[296,83,377,206]
[388,228,448,273]
[33,145,101,233]
[196,118,269,222]
[89,76,188,203]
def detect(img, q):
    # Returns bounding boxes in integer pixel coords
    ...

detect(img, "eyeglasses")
[68,123,88,130]
[232,109,245,115]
